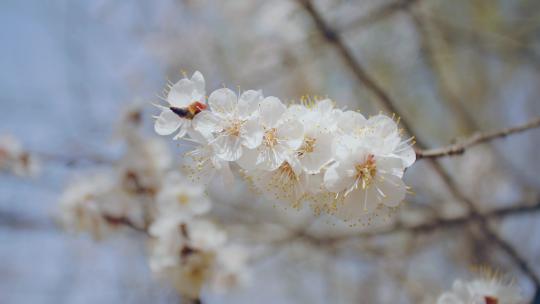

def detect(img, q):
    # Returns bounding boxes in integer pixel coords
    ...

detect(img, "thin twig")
[103,214,149,235]
[298,0,540,287]
[416,117,540,159]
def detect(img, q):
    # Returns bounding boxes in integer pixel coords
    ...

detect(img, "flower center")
[355,154,377,189]
[225,120,245,136]
[277,162,298,181]
[177,193,190,205]
[297,136,316,157]
[263,128,278,147]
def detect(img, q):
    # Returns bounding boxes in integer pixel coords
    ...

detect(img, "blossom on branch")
[154,71,416,224]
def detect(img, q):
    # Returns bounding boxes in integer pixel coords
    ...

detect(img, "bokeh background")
[1,0,540,303]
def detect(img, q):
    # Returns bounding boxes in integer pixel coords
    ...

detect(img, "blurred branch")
[298,0,540,287]
[378,200,540,236]
[339,0,420,32]
[34,150,114,166]
[297,0,419,137]
[0,209,148,237]
[102,214,149,235]
[422,13,540,71]
[0,210,55,231]
[416,117,540,159]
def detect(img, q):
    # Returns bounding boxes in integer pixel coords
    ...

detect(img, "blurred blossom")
[0,134,40,177]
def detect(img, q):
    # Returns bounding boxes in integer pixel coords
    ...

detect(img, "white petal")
[395,145,416,168]
[259,96,286,128]
[337,111,366,133]
[167,79,194,107]
[192,111,223,139]
[315,99,334,113]
[238,90,262,119]
[213,135,243,161]
[286,104,308,121]
[173,122,189,140]
[367,114,398,137]
[240,118,263,149]
[299,132,334,173]
[218,161,235,188]
[191,71,205,97]
[323,163,354,193]
[335,188,377,220]
[376,173,406,207]
[333,135,365,162]
[277,119,304,150]
[209,88,238,116]
[376,156,405,178]
[154,109,183,135]
[257,145,287,171]
[236,147,259,170]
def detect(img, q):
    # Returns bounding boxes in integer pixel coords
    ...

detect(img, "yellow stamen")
[263,128,278,147]
[355,154,377,189]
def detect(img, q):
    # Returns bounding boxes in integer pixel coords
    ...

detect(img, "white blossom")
[238,96,304,171]
[288,99,338,174]
[155,172,212,220]
[437,278,524,304]
[0,134,40,177]
[210,245,251,292]
[184,131,234,186]
[154,71,207,139]
[323,136,407,221]
[57,172,116,239]
[193,88,264,161]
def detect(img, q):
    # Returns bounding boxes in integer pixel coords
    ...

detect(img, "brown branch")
[103,214,149,235]
[298,0,540,287]
[416,117,540,159]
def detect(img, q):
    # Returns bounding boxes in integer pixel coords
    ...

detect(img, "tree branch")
[416,117,540,159]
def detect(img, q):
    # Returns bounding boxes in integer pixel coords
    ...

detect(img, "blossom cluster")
[59,108,170,238]
[58,106,248,300]
[0,134,39,177]
[154,71,415,223]
[149,172,249,299]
